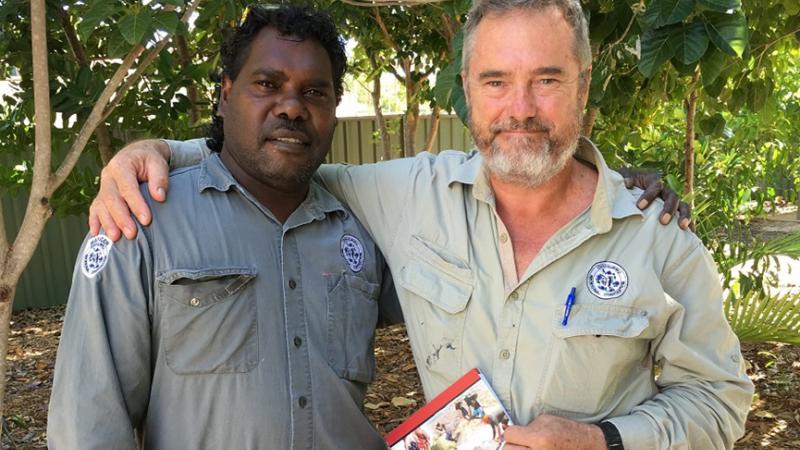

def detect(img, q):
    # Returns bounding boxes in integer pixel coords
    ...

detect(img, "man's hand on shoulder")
[89,139,172,241]
[617,167,692,230]
[501,414,606,450]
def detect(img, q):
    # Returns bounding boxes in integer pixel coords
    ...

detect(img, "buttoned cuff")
[605,414,658,450]
[165,138,208,170]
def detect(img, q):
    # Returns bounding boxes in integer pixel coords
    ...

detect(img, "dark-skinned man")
[48,6,400,449]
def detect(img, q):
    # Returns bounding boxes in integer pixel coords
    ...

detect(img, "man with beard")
[47,6,399,449]
[88,0,753,449]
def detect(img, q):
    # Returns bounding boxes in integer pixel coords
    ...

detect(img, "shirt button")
[499,233,509,244]
[189,297,200,307]
[509,291,519,301]
[293,336,303,348]
[298,396,308,408]
[499,349,511,360]
[288,279,297,289]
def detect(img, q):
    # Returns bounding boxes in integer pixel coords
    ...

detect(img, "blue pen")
[561,287,576,326]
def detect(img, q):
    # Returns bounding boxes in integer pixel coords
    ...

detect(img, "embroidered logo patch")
[340,234,365,273]
[587,261,628,299]
[81,235,113,278]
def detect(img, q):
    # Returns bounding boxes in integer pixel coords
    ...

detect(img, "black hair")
[206,4,347,152]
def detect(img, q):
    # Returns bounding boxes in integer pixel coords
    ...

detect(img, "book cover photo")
[385,369,513,450]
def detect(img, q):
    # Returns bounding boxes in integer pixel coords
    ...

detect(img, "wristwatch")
[598,421,625,449]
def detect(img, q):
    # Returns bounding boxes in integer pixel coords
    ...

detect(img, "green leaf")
[160,0,186,6]
[700,45,727,86]
[675,21,709,64]
[699,112,726,136]
[78,2,120,41]
[106,30,130,59]
[697,0,741,12]
[154,11,179,34]
[119,11,154,46]
[639,26,681,78]
[433,60,461,112]
[641,0,696,28]
[670,57,698,76]
[704,11,747,57]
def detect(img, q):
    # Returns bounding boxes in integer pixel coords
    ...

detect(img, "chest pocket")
[397,236,473,374]
[158,267,258,375]
[325,272,380,384]
[539,303,650,417]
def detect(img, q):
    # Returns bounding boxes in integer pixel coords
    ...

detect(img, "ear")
[580,65,592,108]
[460,70,470,109]
[218,75,234,118]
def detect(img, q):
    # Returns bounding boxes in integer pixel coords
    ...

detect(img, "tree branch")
[52,0,202,187]
[373,8,402,56]
[29,0,52,212]
[0,202,7,263]
[59,9,114,165]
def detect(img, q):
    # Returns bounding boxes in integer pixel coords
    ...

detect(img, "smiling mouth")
[271,137,306,144]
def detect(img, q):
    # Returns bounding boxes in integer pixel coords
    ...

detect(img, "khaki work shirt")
[48,154,399,449]
[167,138,753,449]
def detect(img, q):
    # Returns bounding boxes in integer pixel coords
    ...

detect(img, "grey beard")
[483,135,578,188]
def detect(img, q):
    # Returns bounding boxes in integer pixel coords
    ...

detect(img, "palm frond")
[725,289,800,346]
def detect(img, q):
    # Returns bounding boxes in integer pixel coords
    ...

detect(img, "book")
[385,368,514,450]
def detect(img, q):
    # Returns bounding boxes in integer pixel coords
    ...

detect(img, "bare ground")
[2,306,799,449]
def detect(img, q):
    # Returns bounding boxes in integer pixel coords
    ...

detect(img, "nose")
[508,83,538,122]
[273,91,309,121]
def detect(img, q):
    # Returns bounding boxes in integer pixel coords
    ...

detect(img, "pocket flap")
[553,304,648,339]
[157,267,257,307]
[398,237,473,314]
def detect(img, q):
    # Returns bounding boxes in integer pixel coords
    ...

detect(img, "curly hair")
[206,4,347,152]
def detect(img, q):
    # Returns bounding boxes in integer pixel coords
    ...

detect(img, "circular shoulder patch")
[340,234,365,273]
[586,261,629,299]
[81,235,114,278]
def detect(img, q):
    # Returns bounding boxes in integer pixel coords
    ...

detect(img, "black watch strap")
[598,421,625,450]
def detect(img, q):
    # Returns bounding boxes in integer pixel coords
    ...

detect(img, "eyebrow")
[477,66,566,80]
[250,68,333,89]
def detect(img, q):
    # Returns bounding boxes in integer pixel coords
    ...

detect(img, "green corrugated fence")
[5,114,472,310]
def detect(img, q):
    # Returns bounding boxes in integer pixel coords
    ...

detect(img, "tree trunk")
[0,285,15,420]
[582,106,598,137]
[369,60,392,161]
[424,105,441,152]
[683,72,700,199]
[402,60,418,157]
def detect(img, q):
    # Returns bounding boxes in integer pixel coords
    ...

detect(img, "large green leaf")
[106,30,130,59]
[78,2,120,41]
[697,0,741,12]
[700,45,727,87]
[154,11,179,34]
[704,11,747,57]
[641,0,696,28]
[433,61,468,125]
[119,11,154,46]
[639,26,681,77]
[675,21,709,64]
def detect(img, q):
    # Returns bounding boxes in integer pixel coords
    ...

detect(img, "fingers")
[677,202,693,230]
[658,187,680,225]
[90,198,122,241]
[144,153,170,203]
[97,169,139,240]
[88,200,101,236]
[635,178,664,211]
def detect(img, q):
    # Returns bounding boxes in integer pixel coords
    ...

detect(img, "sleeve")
[47,227,154,450]
[606,240,754,450]
[165,138,212,169]
[314,159,417,253]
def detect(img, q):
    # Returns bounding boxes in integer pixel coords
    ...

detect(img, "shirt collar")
[198,153,348,224]
[446,137,644,231]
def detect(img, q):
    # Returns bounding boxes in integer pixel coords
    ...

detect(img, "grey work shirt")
[48,154,399,450]
[166,138,753,449]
